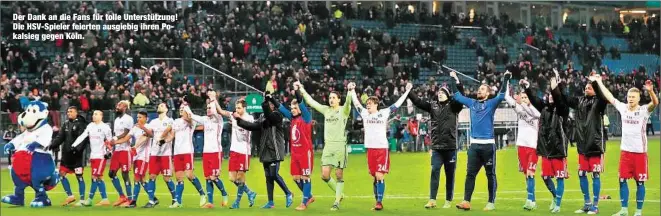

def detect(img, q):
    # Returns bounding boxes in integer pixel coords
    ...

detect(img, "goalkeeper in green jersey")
[297,81,354,211]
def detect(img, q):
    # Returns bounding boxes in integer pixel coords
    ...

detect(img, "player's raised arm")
[71,124,91,148]
[589,76,609,112]
[181,106,203,124]
[492,71,511,103]
[388,83,412,112]
[342,84,354,116]
[643,80,659,113]
[297,93,313,124]
[522,79,545,112]
[591,75,616,105]
[552,81,570,117]
[299,83,328,112]
[407,86,432,112]
[350,90,364,112]
[504,83,516,107]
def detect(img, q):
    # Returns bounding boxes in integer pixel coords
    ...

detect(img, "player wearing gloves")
[350,82,411,210]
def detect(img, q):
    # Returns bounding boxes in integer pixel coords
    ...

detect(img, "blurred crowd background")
[1,1,659,157]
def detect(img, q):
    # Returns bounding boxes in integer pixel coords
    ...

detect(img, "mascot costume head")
[2,101,58,207]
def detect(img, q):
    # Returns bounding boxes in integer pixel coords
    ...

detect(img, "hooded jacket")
[407,83,464,150]
[563,81,608,156]
[236,97,286,163]
[527,83,569,159]
[49,114,88,168]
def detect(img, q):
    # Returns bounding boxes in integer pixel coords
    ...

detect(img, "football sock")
[98,180,108,199]
[636,181,645,210]
[620,180,629,208]
[61,176,73,197]
[526,176,535,202]
[543,177,557,198]
[578,172,591,204]
[592,173,601,207]
[111,177,125,197]
[324,178,337,192]
[132,181,142,202]
[336,181,344,202]
[146,179,156,201]
[77,175,86,200]
[555,178,565,206]
[175,181,184,204]
[302,179,312,204]
[89,179,98,200]
[166,179,176,200]
[189,177,205,196]
[206,179,214,204]
[376,180,385,203]
[213,178,228,196]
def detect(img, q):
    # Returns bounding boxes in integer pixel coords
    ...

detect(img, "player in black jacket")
[46,106,89,206]
[234,93,293,208]
[562,73,608,214]
[408,72,464,209]
[524,75,570,213]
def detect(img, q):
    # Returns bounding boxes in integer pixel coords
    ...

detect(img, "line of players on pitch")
[42,70,657,215]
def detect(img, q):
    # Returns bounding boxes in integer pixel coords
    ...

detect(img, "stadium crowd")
[1,1,659,153]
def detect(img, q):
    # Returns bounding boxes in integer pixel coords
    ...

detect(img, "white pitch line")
[3,190,660,203]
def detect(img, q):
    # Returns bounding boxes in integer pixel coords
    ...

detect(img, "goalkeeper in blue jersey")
[454,71,511,211]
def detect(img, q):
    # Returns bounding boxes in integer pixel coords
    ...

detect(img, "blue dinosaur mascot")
[2,101,59,207]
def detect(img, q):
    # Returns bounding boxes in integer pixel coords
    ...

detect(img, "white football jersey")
[130,125,152,162]
[74,122,113,159]
[359,108,391,149]
[148,117,174,156]
[614,100,651,153]
[12,124,54,155]
[113,114,134,152]
[191,114,223,153]
[514,104,540,149]
[172,118,196,155]
[229,113,253,155]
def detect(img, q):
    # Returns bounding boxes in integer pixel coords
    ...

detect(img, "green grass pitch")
[1,138,659,216]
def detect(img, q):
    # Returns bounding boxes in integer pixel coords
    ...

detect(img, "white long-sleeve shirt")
[72,122,112,159]
[172,118,197,155]
[229,113,253,155]
[505,86,541,149]
[352,89,409,149]
[148,117,174,156]
[189,112,224,153]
